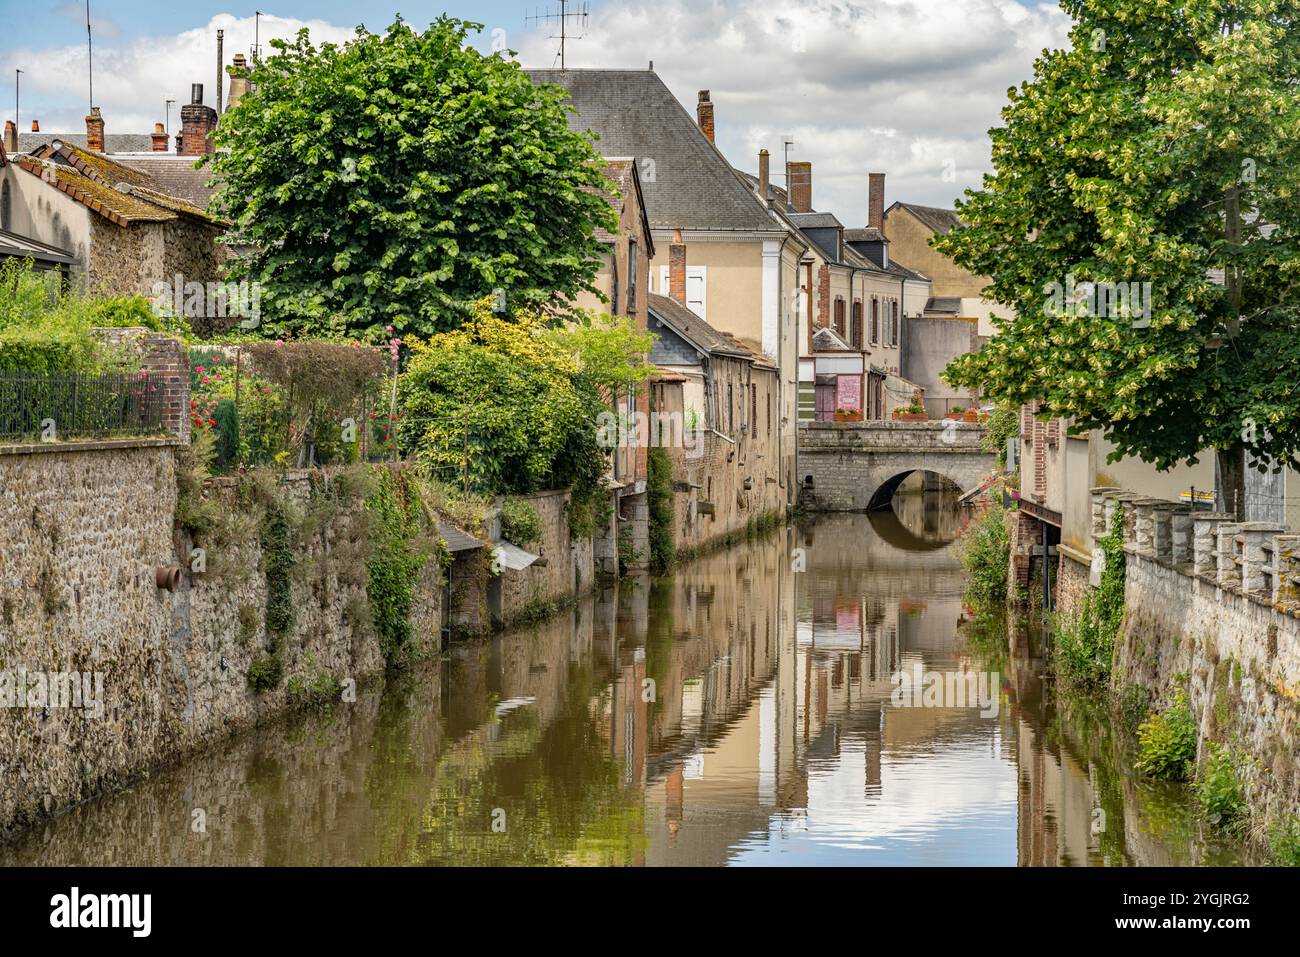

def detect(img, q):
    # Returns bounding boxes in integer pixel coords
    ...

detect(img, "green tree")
[939,1,1300,511]
[207,17,617,340]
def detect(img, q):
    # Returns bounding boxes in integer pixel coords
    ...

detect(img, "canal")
[1,482,1253,865]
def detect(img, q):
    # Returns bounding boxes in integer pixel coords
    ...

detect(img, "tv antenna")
[85,0,94,111]
[253,11,264,63]
[526,1,590,70]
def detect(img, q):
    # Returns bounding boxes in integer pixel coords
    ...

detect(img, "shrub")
[1053,508,1125,688]
[1135,687,1197,781]
[647,447,676,573]
[958,503,1010,607]
[1195,743,1249,830]
[1268,818,1300,866]
[499,497,542,546]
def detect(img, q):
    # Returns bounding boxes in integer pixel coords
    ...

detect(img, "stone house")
[0,137,225,315]
[529,71,805,511]
[647,258,783,556]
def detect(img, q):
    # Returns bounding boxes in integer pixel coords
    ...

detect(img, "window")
[610,255,619,315]
[833,297,846,337]
[659,265,708,318]
[750,383,757,434]
[0,180,9,231]
[871,299,880,344]
[627,239,638,312]
[727,383,734,436]
[851,301,863,348]
[891,301,900,345]
[767,392,772,436]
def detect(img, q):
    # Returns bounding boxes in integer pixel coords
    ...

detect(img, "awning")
[438,520,484,554]
[492,540,541,571]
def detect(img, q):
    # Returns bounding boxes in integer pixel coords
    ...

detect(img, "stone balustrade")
[1092,487,1298,608]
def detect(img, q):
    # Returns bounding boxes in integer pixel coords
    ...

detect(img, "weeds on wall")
[647,448,675,574]
[1053,508,1125,689]
[499,497,542,547]
[365,469,436,666]
[1134,687,1198,782]
[1195,743,1252,831]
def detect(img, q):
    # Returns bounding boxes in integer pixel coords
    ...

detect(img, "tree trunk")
[1217,446,1246,519]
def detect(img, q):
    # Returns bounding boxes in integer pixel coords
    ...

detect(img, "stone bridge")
[797,421,997,512]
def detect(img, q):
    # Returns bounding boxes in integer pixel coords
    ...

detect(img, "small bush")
[1135,687,1197,781]
[958,503,1010,607]
[1195,743,1249,830]
[647,447,675,573]
[499,497,542,546]
[247,650,284,692]
[1268,818,1300,866]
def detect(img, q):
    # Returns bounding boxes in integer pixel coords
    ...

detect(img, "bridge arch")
[797,420,998,513]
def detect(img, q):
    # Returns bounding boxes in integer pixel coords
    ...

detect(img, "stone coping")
[0,435,186,456]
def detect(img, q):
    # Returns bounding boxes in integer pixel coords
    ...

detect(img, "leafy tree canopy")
[940,0,1300,473]
[208,16,617,340]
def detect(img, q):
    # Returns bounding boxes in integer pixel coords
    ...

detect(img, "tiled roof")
[889,202,963,235]
[589,157,635,244]
[648,292,752,358]
[114,157,220,210]
[528,70,780,234]
[16,157,176,225]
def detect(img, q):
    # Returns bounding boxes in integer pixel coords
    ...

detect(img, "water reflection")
[0,501,1252,866]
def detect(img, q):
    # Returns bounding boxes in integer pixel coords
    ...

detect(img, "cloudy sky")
[0,0,1073,222]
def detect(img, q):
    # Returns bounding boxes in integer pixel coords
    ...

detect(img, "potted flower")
[833,405,862,423]
[945,405,966,420]
[892,402,929,423]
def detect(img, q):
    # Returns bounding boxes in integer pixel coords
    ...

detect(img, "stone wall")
[1083,489,1300,822]
[0,444,443,839]
[494,489,595,623]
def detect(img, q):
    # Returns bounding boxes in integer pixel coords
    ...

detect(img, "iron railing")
[0,371,167,443]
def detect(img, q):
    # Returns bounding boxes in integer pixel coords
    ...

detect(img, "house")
[528,71,805,510]
[873,186,994,417]
[736,161,929,421]
[647,264,783,554]
[0,136,226,321]
[0,140,77,278]
[570,155,656,574]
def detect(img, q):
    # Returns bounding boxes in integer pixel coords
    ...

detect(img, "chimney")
[216,30,224,118]
[179,83,218,156]
[868,172,886,230]
[151,122,169,152]
[696,90,715,143]
[31,119,39,132]
[227,54,250,111]
[788,161,813,213]
[669,229,687,305]
[84,107,105,152]
[3,121,16,155]
[758,149,770,207]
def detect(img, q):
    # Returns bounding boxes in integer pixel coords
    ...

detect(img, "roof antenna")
[526,1,590,70]
[85,0,94,112]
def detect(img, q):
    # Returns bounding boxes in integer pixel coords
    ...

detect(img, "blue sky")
[0,1,1072,217]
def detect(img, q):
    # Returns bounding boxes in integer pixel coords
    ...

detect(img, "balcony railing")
[0,371,167,443]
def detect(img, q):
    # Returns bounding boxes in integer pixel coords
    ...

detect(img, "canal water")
[1,482,1252,865]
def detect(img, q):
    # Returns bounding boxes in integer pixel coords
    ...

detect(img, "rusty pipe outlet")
[155,567,181,591]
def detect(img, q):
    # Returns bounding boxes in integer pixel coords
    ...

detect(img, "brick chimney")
[3,120,16,155]
[85,107,105,152]
[869,172,886,230]
[179,83,218,156]
[226,54,250,111]
[696,90,715,143]
[758,149,770,207]
[788,161,813,213]
[151,122,169,152]
[669,229,687,305]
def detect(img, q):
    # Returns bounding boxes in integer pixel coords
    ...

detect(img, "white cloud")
[1,15,356,139]
[515,0,1073,219]
[5,1,1072,220]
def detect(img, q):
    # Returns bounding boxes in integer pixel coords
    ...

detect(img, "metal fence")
[0,371,167,443]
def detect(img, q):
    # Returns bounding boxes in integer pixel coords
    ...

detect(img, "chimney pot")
[868,172,886,230]
[788,161,813,213]
[696,90,715,144]
[31,119,39,132]
[151,122,169,152]
[84,107,105,153]
[226,54,250,111]
[2,120,16,155]
[191,83,204,105]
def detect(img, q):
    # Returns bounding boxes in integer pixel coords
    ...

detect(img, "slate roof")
[889,202,963,235]
[843,227,884,243]
[113,157,221,210]
[647,292,752,359]
[812,327,854,352]
[527,70,781,234]
[0,227,76,265]
[788,211,843,230]
[587,157,653,254]
[18,132,154,153]
[924,296,964,315]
